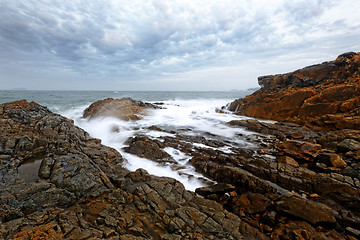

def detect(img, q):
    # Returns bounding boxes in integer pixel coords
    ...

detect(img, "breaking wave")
[61,98,255,191]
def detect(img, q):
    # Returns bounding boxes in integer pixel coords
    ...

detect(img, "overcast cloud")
[1,0,360,91]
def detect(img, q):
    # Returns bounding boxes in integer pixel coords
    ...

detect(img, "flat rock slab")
[276,196,336,225]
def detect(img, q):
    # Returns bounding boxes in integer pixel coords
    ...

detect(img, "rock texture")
[83,97,160,121]
[211,52,360,239]
[3,54,360,240]
[0,100,244,239]
[226,52,360,130]
[119,119,360,239]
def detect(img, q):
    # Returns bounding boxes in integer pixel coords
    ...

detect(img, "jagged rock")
[276,196,336,225]
[231,193,272,214]
[0,101,245,239]
[123,135,175,163]
[83,97,160,121]
[3,81,360,239]
[278,156,299,167]
[346,227,360,238]
[277,140,321,161]
[195,183,235,197]
[225,52,360,130]
[270,220,345,240]
[317,151,347,168]
[337,139,360,153]
[190,157,275,194]
[227,119,319,140]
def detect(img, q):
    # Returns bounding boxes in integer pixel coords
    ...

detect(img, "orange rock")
[317,151,347,168]
[13,221,63,240]
[231,193,272,214]
[227,52,360,131]
[309,193,320,198]
[277,140,321,161]
[83,97,159,121]
[278,156,299,167]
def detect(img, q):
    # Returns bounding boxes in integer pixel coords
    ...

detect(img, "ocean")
[0,90,256,191]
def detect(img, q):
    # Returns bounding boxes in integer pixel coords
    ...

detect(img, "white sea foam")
[62,98,257,191]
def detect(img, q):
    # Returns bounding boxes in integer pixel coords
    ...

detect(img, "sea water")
[0,90,256,191]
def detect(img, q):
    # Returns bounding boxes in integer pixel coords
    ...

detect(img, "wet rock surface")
[207,52,360,239]
[1,100,243,239]
[83,97,160,121]
[119,119,360,239]
[2,52,360,240]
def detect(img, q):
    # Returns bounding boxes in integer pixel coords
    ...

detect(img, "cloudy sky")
[1,0,360,91]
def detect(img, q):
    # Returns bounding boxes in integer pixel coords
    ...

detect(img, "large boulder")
[83,97,160,121]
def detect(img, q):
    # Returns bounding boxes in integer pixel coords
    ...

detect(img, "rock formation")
[2,51,360,239]
[0,100,243,239]
[83,97,160,121]
[226,52,360,130]
[214,52,360,239]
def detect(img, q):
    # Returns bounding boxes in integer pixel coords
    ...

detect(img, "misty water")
[1,90,257,191]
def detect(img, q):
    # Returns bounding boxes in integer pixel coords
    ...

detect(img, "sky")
[1,0,360,91]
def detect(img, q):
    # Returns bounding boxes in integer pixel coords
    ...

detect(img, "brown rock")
[337,139,360,153]
[12,221,63,240]
[0,100,247,240]
[290,132,304,139]
[270,220,345,240]
[278,156,299,167]
[225,52,360,130]
[195,183,235,197]
[123,135,174,163]
[231,193,272,214]
[309,193,320,198]
[276,196,336,225]
[345,150,360,160]
[317,151,347,168]
[277,140,321,161]
[83,97,159,121]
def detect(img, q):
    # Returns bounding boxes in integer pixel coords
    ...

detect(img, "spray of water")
[62,98,256,191]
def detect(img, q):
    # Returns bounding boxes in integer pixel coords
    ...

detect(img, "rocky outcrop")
[123,135,175,164]
[0,100,125,223]
[0,100,244,239]
[83,97,160,121]
[3,90,360,239]
[226,52,360,130]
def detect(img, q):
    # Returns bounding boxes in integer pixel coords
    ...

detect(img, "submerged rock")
[83,97,160,121]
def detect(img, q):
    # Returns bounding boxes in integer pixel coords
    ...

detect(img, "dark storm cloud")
[0,0,360,90]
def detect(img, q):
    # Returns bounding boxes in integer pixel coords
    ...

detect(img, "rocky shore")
[225,52,360,131]
[1,52,360,239]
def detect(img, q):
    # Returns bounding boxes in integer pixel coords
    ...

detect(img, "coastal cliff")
[226,52,360,130]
